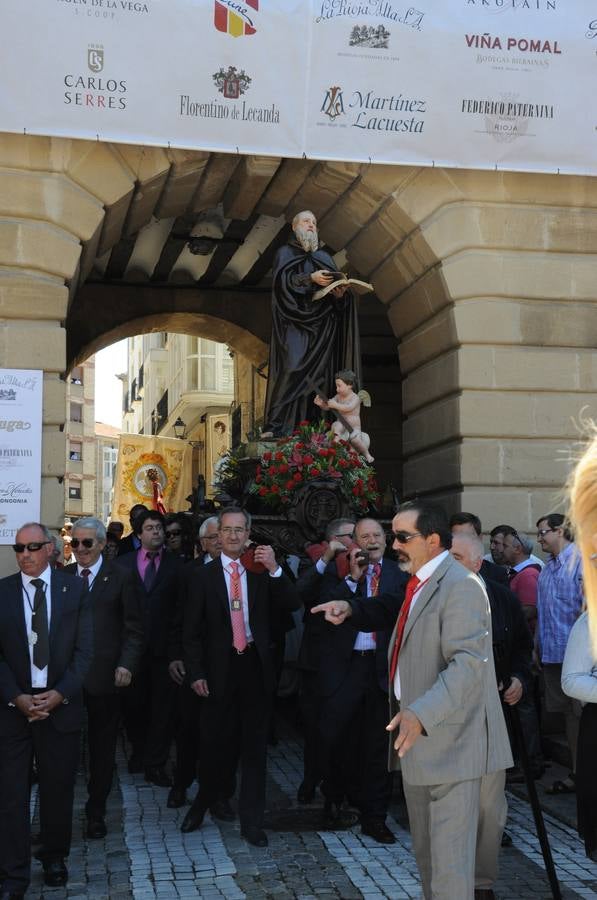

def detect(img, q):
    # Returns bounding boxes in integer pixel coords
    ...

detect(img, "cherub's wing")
[357,389,372,407]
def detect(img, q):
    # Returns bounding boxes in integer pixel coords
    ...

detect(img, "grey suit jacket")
[388,555,512,785]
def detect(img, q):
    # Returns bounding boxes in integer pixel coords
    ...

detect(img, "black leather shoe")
[167,786,187,808]
[86,816,107,839]
[128,754,143,774]
[0,892,26,899]
[474,891,496,899]
[322,800,358,830]
[43,860,68,887]
[241,825,268,847]
[145,767,172,787]
[180,805,205,833]
[361,820,396,844]
[210,799,235,822]
[297,780,316,804]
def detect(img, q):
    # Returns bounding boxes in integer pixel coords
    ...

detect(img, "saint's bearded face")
[294,223,319,253]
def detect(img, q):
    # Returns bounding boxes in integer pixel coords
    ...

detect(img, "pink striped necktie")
[229,561,247,653]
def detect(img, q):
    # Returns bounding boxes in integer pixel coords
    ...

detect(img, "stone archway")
[2,131,597,573]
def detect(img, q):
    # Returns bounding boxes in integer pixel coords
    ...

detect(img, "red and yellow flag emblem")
[214,0,258,37]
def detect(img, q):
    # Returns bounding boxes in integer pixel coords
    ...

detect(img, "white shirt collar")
[21,564,52,589]
[415,549,450,583]
[77,555,103,579]
[221,551,245,574]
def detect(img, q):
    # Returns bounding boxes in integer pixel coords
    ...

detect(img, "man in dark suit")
[64,516,144,839]
[116,504,147,557]
[166,516,226,811]
[117,508,182,786]
[0,522,93,896]
[449,512,509,586]
[295,517,356,803]
[182,507,300,847]
[317,518,408,842]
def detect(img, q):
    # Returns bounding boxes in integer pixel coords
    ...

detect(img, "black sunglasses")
[166,530,182,538]
[12,541,52,553]
[71,538,95,549]
[392,531,422,544]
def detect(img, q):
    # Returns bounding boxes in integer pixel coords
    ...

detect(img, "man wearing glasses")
[536,513,583,795]
[117,509,183,787]
[182,508,300,847]
[64,517,143,839]
[0,522,92,895]
[313,501,511,900]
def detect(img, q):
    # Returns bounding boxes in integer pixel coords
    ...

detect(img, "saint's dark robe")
[263,241,362,436]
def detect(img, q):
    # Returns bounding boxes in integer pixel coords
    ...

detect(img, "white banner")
[0,370,43,545]
[0,1,596,175]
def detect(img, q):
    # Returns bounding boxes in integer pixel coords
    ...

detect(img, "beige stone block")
[460,391,597,440]
[498,439,576,487]
[43,375,67,426]
[293,162,361,227]
[0,170,103,243]
[0,320,66,371]
[258,159,318,217]
[403,443,462,494]
[458,488,534,532]
[0,219,80,281]
[61,140,135,207]
[403,395,460,456]
[443,250,597,303]
[402,351,459,414]
[154,149,210,219]
[223,156,281,220]
[0,273,68,320]
[398,309,457,374]
[42,429,66,476]
[349,198,415,276]
[191,153,238,213]
[116,145,171,236]
[41,475,66,530]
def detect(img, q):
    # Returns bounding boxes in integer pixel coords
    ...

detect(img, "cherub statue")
[314,369,374,463]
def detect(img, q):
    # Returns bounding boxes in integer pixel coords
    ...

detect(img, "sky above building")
[94,340,127,429]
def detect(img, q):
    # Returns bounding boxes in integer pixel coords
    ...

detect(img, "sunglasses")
[71,538,95,549]
[392,531,422,544]
[12,541,52,553]
[537,528,555,538]
[166,530,182,538]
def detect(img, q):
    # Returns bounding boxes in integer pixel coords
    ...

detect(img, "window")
[69,402,83,423]
[68,484,81,500]
[69,441,82,461]
[70,366,83,385]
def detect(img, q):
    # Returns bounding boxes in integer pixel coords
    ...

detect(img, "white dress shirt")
[76,555,103,589]
[21,564,52,689]
[393,550,450,701]
[220,552,282,642]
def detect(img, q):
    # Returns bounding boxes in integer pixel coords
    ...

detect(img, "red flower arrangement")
[249,420,380,513]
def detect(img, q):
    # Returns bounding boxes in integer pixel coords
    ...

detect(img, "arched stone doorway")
[1,131,597,572]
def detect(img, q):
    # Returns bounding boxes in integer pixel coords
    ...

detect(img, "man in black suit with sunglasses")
[0,522,92,897]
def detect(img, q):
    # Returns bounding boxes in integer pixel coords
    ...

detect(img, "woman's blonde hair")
[568,427,597,656]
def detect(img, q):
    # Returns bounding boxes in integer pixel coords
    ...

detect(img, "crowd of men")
[0,501,585,900]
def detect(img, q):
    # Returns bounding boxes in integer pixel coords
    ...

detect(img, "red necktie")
[389,575,421,682]
[80,568,91,592]
[229,562,247,653]
[369,562,381,644]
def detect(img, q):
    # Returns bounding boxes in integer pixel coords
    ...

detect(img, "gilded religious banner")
[111,434,191,529]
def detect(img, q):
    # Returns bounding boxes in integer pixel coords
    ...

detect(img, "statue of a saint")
[262,211,362,437]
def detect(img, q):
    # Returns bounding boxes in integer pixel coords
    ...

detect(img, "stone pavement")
[26,717,597,900]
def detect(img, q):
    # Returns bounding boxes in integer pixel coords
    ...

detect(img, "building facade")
[64,358,96,521]
[95,422,120,524]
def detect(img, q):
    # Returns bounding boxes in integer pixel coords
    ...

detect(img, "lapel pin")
[62,586,67,592]
[103,576,108,582]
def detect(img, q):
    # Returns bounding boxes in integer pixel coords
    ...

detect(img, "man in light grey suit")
[313,501,512,900]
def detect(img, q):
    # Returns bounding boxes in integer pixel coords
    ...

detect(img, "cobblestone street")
[27,715,597,900]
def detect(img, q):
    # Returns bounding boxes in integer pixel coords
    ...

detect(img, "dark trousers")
[319,653,392,821]
[298,669,321,789]
[173,684,201,790]
[0,717,80,893]
[122,653,176,768]
[84,691,121,817]
[194,647,271,828]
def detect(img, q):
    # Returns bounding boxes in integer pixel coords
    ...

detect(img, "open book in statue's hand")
[313,271,374,301]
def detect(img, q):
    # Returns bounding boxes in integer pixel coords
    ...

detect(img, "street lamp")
[173,416,204,450]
